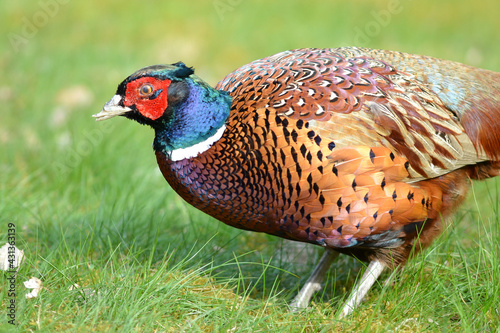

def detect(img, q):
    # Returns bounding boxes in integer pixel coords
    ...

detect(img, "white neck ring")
[168,124,226,162]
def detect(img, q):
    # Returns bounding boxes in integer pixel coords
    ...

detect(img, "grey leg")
[290,248,339,310]
[340,260,385,317]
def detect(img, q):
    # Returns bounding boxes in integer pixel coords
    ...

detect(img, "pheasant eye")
[139,83,154,97]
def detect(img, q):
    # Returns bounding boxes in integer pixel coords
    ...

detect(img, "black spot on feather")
[317,151,323,161]
[300,144,307,157]
[369,149,375,163]
[296,119,304,129]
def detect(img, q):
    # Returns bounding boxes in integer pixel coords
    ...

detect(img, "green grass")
[1,0,500,331]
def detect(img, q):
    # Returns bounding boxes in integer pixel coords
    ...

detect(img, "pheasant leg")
[290,248,339,310]
[340,260,385,317]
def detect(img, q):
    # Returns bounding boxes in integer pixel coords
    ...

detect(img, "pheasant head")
[94,62,231,160]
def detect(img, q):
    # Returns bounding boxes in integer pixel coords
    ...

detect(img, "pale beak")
[93,95,132,121]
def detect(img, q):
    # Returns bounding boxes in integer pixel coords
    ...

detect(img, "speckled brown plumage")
[152,48,500,266]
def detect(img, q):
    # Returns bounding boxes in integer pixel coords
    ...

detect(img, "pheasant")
[94,47,500,316]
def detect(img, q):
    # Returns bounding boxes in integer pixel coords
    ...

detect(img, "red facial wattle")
[124,77,171,120]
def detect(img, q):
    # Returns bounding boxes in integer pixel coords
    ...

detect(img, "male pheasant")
[94,47,500,316]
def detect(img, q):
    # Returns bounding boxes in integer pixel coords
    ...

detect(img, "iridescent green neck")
[153,78,232,161]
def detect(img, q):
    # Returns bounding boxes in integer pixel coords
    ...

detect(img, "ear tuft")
[171,62,195,79]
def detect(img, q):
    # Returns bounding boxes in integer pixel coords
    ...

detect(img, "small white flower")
[24,277,43,299]
[0,243,24,271]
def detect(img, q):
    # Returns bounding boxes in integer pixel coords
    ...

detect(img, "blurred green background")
[1,0,500,331]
